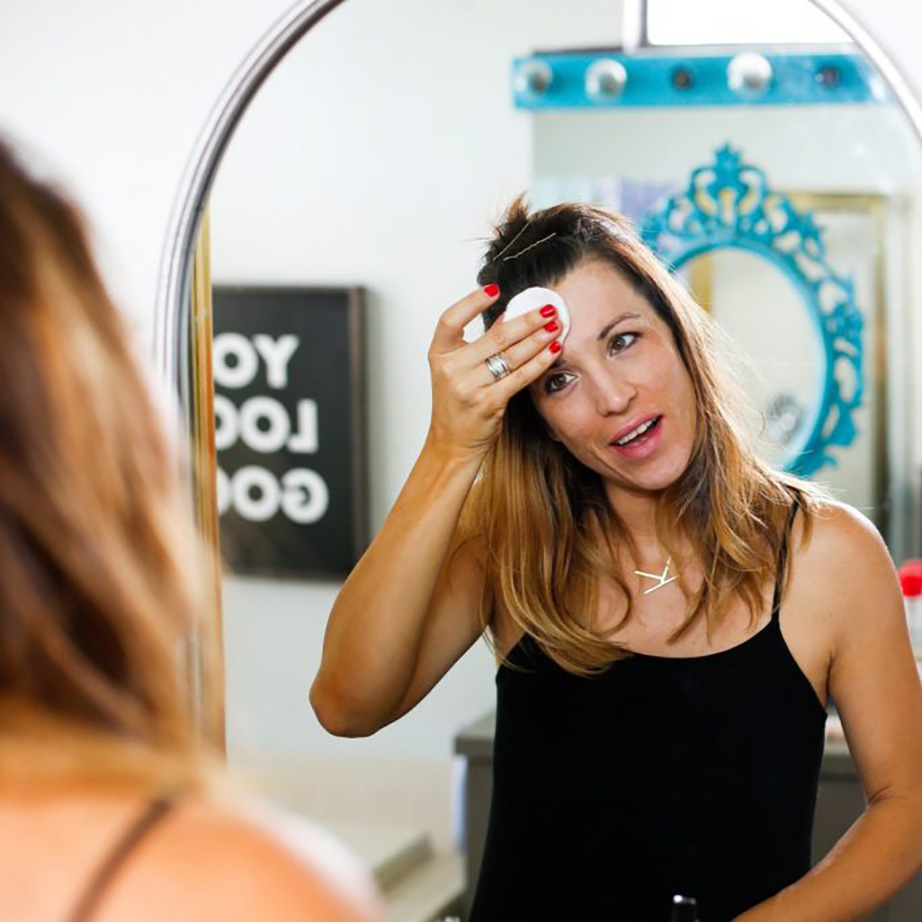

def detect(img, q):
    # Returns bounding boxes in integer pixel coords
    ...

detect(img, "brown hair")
[455,193,830,676]
[0,137,213,790]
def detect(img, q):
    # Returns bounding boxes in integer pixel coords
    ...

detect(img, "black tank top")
[469,500,827,922]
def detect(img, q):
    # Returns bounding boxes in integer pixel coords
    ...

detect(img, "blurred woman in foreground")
[0,137,380,922]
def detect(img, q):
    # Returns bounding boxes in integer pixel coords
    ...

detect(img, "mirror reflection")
[196,1,922,918]
[683,247,820,468]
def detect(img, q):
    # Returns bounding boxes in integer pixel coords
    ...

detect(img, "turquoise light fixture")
[512,50,887,109]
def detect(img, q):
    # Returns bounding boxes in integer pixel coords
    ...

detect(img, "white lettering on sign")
[280,468,329,523]
[253,334,300,388]
[239,396,290,453]
[214,397,318,454]
[214,333,301,389]
[217,465,329,524]
[213,333,259,388]
[215,331,329,527]
[286,399,318,453]
[233,466,279,522]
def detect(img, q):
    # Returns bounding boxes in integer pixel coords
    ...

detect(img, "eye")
[544,371,574,394]
[609,331,639,354]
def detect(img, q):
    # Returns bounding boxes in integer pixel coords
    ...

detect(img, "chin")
[620,453,691,494]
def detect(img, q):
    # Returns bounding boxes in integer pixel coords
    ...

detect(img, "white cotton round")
[502,286,571,344]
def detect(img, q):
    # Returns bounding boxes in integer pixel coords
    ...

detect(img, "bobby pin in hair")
[501,232,557,262]
[491,220,533,263]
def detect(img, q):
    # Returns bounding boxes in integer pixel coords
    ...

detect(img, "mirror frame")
[641,143,866,477]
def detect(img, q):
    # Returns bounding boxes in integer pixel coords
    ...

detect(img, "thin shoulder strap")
[770,493,801,622]
[67,794,175,922]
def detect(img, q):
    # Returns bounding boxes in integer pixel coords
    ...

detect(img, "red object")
[540,305,556,317]
[483,284,500,297]
[549,340,562,353]
[898,559,922,598]
[544,321,559,333]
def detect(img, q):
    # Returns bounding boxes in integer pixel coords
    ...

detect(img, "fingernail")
[544,321,559,332]
[484,284,500,297]
[540,305,556,318]
[550,340,562,353]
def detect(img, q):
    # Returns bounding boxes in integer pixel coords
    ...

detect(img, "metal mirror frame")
[154,0,348,412]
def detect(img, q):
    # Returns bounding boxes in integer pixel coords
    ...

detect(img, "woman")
[0,138,380,922]
[312,196,922,920]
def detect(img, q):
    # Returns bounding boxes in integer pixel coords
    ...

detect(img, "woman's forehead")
[555,262,657,327]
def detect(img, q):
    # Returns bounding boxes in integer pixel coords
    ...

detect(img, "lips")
[610,414,662,446]
[608,415,665,461]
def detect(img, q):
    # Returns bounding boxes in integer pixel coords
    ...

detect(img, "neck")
[604,482,682,566]
[605,481,658,538]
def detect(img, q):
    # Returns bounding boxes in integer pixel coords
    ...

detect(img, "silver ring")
[485,352,512,381]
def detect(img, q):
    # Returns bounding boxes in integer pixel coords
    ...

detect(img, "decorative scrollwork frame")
[641,144,865,475]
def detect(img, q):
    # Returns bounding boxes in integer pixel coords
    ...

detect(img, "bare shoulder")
[121,798,382,922]
[792,498,900,645]
[795,499,893,579]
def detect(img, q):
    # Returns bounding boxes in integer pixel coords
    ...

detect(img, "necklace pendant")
[634,558,676,595]
[641,575,677,595]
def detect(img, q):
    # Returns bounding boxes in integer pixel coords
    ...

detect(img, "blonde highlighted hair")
[456,194,830,676]
[0,138,214,791]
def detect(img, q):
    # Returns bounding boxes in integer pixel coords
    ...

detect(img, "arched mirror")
[156,0,922,917]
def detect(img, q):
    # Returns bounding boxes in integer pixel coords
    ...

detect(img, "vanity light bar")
[512,50,888,108]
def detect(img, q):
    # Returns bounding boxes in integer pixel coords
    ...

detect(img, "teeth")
[615,418,656,446]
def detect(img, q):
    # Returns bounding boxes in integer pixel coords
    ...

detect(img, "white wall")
[0,1,305,348]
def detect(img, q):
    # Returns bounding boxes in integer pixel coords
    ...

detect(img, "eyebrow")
[548,311,641,370]
[595,311,642,342]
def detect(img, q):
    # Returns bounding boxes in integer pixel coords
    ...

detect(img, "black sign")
[212,286,367,579]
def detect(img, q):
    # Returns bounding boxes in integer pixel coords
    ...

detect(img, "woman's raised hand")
[426,285,562,462]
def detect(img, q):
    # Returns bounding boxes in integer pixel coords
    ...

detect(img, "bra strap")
[67,794,175,922]
[770,494,801,623]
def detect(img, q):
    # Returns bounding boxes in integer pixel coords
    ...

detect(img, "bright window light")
[646,0,853,46]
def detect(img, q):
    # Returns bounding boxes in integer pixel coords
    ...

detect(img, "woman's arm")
[310,284,561,737]
[735,503,922,921]
[309,437,485,737]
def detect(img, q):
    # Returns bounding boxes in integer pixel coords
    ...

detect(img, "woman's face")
[528,258,698,498]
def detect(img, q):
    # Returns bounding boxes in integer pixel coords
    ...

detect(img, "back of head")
[0,138,208,790]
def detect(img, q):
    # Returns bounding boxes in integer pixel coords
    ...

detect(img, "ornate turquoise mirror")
[640,143,864,477]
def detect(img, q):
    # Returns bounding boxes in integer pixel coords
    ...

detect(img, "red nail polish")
[550,340,562,353]
[544,321,559,332]
[540,305,556,317]
[484,284,500,297]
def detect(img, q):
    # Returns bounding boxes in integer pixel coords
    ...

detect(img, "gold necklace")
[634,557,677,595]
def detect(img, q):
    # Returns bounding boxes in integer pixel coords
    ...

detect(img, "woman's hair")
[0,137,213,790]
[455,193,830,676]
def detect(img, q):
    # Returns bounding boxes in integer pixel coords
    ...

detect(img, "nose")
[588,371,635,416]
